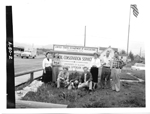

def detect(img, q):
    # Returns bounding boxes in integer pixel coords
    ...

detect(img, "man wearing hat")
[57,66,70,88]
[90,52,101,90]
[110,51,124,92]
[78,66,93,92]
[100,50,112,89]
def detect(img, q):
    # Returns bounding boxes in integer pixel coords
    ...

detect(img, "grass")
[121,69,145,80]
[21,81,145,108]
[123,61,145,80]
[119,71,139,80]
[130,70,145,80]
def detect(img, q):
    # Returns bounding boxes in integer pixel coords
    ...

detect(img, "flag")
[131,4,139,17]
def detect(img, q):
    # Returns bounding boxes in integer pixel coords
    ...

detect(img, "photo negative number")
[8,41,13,59]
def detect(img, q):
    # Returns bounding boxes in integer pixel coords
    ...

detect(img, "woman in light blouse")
[90,52,101,90]
[42,51,53,83]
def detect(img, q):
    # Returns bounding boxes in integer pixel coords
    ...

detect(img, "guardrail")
[15,69,43,87]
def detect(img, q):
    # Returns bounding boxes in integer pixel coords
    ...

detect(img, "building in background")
[37,48,53,55]
[14,46,24,51]
[14,46,24,56]
[134,55,145,63]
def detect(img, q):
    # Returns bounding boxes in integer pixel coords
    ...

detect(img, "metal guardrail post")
[30,72,34,82]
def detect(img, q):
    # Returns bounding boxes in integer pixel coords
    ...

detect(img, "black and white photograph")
[1,0,150,113]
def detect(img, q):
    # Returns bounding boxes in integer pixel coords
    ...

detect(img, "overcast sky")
[5,0,148,56]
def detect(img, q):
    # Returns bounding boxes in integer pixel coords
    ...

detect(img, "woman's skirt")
[52,66,59,82]
[42,66,52,83]
[90,67,99,83]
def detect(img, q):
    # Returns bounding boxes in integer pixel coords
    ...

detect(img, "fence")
[15,69,43,87]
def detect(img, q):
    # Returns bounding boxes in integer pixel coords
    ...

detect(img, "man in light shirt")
[57,66,70,88]
[100,50,112,89]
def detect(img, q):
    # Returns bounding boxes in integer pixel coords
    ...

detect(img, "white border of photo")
[0,0,150,113]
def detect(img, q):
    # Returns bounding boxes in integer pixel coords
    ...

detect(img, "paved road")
[15,56,44,74]
[15,56,44,86]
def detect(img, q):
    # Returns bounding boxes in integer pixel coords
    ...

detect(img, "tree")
[120,50,126,54]
[129,51,134,61]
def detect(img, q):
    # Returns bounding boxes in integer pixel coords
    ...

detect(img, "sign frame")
[53,44,98,54]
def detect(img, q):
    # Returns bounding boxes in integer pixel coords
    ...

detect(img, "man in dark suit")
[78,66,93,92]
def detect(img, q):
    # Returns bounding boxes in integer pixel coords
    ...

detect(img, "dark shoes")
[88,90,92,95]
[95,84,98,89]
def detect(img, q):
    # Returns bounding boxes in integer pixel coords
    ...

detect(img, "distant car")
[21,50,36,59]
[131,63,145,70]
[14,51,21,57]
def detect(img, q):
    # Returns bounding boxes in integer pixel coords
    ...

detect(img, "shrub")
[83,101,105,108]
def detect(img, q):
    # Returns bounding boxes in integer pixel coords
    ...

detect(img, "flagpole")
[84,26,86,47]
[127,5,131,57]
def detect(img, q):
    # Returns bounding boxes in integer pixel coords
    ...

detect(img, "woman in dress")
[90,52,101,90]
[42,51,53,83]
[52,53,61,83]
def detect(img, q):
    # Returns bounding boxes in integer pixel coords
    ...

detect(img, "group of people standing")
[90,50,125,92]
[42,50,125,93]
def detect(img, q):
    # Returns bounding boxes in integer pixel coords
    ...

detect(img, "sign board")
[53,45,98,71]
[58,54,93,71]
[53,45,98,54]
